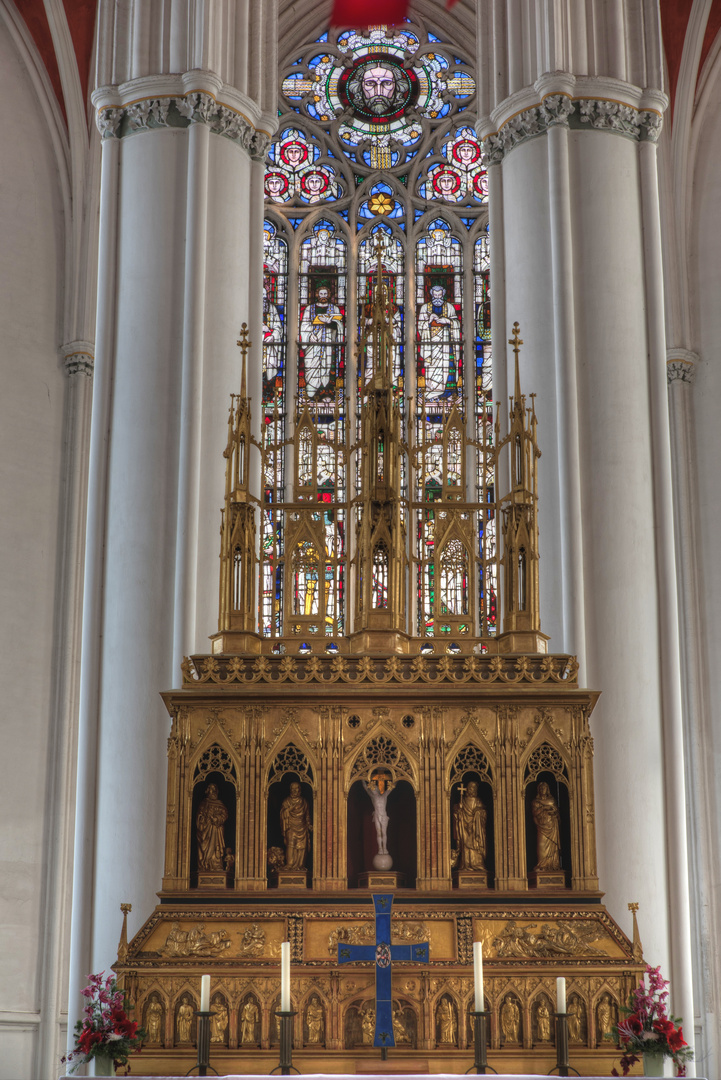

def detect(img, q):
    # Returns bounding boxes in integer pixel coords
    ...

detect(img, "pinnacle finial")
[237,323,251,399]
[508,321,523,401]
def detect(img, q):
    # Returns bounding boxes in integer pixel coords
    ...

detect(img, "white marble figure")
[363,771,395,856]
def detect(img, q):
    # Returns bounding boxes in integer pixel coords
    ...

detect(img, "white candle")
[473,941,484,1012]
[556,976,566,1014]
[200,974,210,1013]
[281,941,291,1012]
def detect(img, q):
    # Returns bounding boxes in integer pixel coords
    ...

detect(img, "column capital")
[478,76,667,166]
[60,341,94,377]
[92,73,276,161]
[667,349,698,385]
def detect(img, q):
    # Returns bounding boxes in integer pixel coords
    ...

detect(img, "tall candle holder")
[465,1010,497,1075]
[185,1011,219,1077]
[546,1012,579,1077]
[270,1009,300,1075]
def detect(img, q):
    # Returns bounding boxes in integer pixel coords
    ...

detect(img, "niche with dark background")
[189,772,236,889]
[450,770,495,885]
[346,778,417,887]
[524,772,571,884]
[266,772,314,886]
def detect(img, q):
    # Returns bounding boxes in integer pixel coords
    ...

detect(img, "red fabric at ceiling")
[13,0,65,122]
[62,0,96,107]
[660,0,694,120]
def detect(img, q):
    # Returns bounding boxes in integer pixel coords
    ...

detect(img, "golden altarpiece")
[113,272,644,1075]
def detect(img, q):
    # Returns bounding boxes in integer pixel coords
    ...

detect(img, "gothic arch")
[520,726,571,782]
[266,739,316,788]
[346,727,417,791]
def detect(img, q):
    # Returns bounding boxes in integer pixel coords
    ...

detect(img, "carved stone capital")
[480,95,664,167]
[60,340,94,377]
[667,349,698,385]
[95,91,271,160]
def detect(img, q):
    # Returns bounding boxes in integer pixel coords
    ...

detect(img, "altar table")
[58,1074,711,1079]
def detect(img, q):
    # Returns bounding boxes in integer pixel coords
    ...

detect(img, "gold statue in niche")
[361,1006,375,1045]
[145,996,162,1043]
[597,993,616,1042]
[501,995,521,1044]
[210,999,228,1043]
[392,1004,411,1044]
[240,997,259,1044]
[306,995,324,1044]
[532,781,561,870]
[536,999,552,1042]
[196,783,228,871]
[452,780,487,870]
[280,781,312,870]
[568,998,584,1043]
[177,996,194,1043]
[436,995,457,1044]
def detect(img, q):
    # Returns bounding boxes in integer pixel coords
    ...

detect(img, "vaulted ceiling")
[9,0,721,129]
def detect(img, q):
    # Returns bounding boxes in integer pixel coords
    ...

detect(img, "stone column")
[476,2,695,1061]
[68,0,278,1037]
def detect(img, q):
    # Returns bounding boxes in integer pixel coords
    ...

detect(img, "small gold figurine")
[240,997,259,1044]
[210,999,228,1043]
[196,783,228,872]
[436,995,457,1045]
[306,995,324,1044]
[532,781,561,870]
[501,994,521,1044]
[568,998,583,1043]
[280,781,312,870]
[177,995,193,1043]
[146,996,162,1044]
[536,999,552,1042]
[452,780,487,870]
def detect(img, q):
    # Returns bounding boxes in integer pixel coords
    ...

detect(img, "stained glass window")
[262,19,493,640]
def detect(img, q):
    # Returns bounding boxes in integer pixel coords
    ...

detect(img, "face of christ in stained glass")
[347,60,410,118]
[417,285,462,399]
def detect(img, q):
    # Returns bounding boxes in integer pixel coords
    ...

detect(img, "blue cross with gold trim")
[337,894,429,1049]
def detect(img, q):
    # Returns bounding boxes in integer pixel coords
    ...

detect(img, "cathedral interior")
[3,0,721,1078]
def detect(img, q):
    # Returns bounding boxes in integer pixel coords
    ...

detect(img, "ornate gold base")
[209,630,262,655]
[454,870,489,889]
[496,630,550,654]
[348,629,412,654]
[529,869,566,888]
[276,870,308,888]
[197,872,227,888]
[357,871,404,888]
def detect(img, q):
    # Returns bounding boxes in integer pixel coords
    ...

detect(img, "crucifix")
[337,894,429,1056]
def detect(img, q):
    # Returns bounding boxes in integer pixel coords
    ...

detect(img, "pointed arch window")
[262,20,494,639]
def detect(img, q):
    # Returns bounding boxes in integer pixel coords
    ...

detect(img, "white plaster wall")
[0,17,66,1077]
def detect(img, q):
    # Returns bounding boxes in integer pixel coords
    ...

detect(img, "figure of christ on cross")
[338,894,429,1054]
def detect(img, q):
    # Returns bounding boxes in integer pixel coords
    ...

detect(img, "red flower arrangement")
[61,972,145,1074]
[609,964,693,1076]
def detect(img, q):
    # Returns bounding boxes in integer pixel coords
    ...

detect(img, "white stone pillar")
[477,7,696,1051]
[37,344,93,1079]
[69,27,277,1037]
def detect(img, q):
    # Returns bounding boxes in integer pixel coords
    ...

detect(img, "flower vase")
[642,1052,672,1077]
[92,1056,115,1077]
